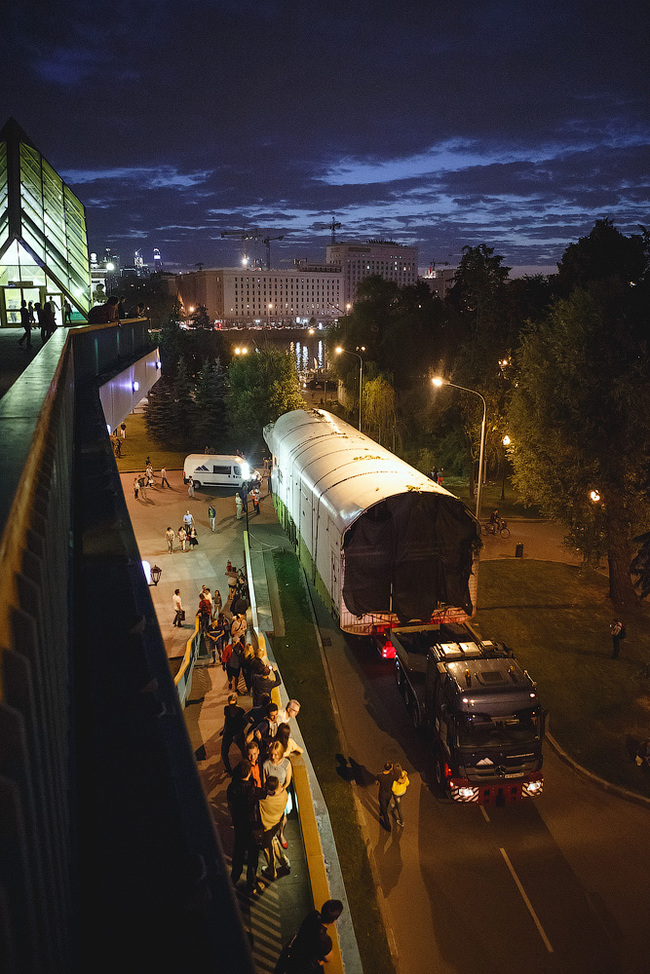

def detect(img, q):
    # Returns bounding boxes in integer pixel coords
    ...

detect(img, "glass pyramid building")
[0,117,91,327]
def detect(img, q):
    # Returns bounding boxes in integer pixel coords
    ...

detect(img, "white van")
[183,454,258,490]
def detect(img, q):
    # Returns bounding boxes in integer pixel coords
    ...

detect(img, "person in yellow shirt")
[391,763,410,827]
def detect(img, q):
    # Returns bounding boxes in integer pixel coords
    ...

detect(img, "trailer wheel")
[192,480,201,489]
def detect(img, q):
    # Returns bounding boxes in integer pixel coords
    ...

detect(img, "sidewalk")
[121,470,314,972]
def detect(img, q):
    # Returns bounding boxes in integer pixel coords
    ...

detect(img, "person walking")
[187,475,195,498]
[377,762,397,831]
[18,300,32,348]
[133,477,139,500]
[221,692,246,775]
[188,525,199,550]
[251,485,260,515]
[259,775,291,881]
[177,525,187,552]
[226,760,264,895]
[183,509,194,533]
[165,526,175,554]
[172,589,184,627]
[212,588,223,620]
[120,422,126,440]
[208,503,216,531]
[390,763,409,827]
[235,493,243,520]
[139,477,147,501]
[275,900,344,973]
[610,618,626,659]
[160,466,171,488]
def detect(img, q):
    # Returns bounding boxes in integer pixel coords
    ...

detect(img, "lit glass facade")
[0,117,92,327]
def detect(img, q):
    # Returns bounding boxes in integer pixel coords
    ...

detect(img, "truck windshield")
[456,708,539,748]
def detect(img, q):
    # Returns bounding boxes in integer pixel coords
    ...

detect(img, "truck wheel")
[192,480,201,489]
[434,751,448,794]
[408,692,421,730]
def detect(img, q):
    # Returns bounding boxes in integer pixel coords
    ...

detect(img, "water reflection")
[227,328,329,374]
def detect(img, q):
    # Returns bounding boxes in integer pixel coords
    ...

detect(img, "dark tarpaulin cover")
[342,492,478,622]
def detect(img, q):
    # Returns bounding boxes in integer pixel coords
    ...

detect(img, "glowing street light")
[501,435,511,500]
[234,346,248,356]
[336,346,365,431]
[589,489,601,503]
[432,376,487,520]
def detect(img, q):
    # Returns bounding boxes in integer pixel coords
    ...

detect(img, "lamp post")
[335,346,365,431]
[501,434,511,500]
[432,377,487,521]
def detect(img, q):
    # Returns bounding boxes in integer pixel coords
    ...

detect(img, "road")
[309,591,650,974]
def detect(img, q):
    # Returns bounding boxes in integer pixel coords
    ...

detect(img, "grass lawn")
[474,559,650,796]
[113,411,187,474]
[270,550,396,974]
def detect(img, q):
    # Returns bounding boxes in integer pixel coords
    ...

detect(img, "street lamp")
[150,564,162,586]
[432,376,487,520]
[335,346,365,431]
[501,435,511,500]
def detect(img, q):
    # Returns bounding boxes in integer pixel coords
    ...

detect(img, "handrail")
[174,617,201,708]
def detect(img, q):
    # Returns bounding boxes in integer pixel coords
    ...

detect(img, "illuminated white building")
[177,266,344,326]
[326,239,418,304]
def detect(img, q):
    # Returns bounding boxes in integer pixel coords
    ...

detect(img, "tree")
[556,218,647,294]
[158,302,184,371]
[363,376,397,450]
[189,304,212,330]
[195,358,228,450]
[145,377,176,445]
[508,282,650,605]
[227,345,304,449]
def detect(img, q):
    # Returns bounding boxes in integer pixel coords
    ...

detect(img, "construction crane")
[313,218,342,245]
[220,228,288,269]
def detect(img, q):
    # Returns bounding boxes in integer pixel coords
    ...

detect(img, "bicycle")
[480,516,511,540]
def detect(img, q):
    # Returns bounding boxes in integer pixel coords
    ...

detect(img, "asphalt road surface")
[308,589,650,974]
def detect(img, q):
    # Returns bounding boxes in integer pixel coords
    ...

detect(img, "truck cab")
[393,624,544,805]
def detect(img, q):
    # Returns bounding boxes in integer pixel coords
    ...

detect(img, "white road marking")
[480,805,490,823]
[500,847,554,953]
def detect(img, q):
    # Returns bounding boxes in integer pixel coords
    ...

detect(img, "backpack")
[221,643,233,665]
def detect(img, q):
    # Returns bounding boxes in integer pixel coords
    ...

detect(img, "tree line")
[327,220,650,605]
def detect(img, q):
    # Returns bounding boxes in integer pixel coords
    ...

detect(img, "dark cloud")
[1,0,648,271]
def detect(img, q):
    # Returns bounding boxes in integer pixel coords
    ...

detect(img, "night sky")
[2,1,648,275]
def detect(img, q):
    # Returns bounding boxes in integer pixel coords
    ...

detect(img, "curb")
[546,729,650,810]
[301,566,401,974]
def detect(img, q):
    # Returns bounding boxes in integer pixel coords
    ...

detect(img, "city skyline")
[2,0,648,275]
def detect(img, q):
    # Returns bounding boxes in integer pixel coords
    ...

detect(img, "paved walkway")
[121,469,313,973]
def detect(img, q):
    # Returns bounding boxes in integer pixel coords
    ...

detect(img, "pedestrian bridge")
[0,321,255,972]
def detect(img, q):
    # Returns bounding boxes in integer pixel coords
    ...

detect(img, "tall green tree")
[508,281,650,604]
[363,376,397,450]
[195,358,228,450]
[227,345,304,449]
[556,218,647,294]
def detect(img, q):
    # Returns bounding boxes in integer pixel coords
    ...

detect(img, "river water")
[219,326,332,375]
